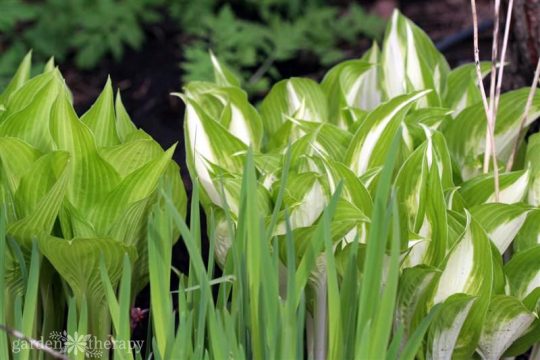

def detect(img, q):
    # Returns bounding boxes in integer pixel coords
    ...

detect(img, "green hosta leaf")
[505,245,540,300]
[260,78,328,139]
[114,91,137,142]
[0,75,60,152]
[427,293,477,360]
[100,138,164,177]
[478,295,536,360]
[89,146,175,236]
[460,169,530,206]
[514,209,540,252]
[50,91,121,213]
[346,90,430,176]
[38,236,136,336]
[8,151,70,249]
[80,77,120,147]
[0,51,32,106]
[445,62,490,116]
[429,214,493,358]
[526,132,540,205]
[381,10,449,107]
[445,89,540,178]
[2,71,56,118]
[0,137,42,194]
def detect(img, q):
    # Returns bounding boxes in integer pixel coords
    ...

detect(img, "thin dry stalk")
[471,0,500,200]
[506,57,540,171]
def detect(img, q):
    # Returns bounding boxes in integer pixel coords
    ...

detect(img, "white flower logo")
[64,332,91,355]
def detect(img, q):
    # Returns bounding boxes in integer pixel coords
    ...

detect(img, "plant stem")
[313,276,328,360]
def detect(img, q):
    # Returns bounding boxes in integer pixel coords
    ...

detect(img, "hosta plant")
[182,9,540,359]
[0,53,186,354]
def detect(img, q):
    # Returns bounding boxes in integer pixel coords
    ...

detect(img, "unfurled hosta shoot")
[0,53,186,352]
[182,9,540,359]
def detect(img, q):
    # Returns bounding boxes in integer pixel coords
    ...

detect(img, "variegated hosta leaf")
[427,293,477,360]
[345,90,430,176]
[394,265,439,344]
[444,89,540,179]
[514,209,540,252]
[272,171,328,234]
[381,10,449,108]
[445,62,491,116]
[396,130,452,267]
[477,295,536,360]
[182,82,263,149]
[470,203,530,254]
[181,95,247,207]
[209,50,241,88]
[526,132,540,205]
[260,77,328,140]
[429,214,493,358]
[459,169,530,206]
[505,245,540,300]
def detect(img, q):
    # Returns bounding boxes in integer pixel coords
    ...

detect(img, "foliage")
[178,0,385,95]
[0,53,186,352]
[0,0,163,84]
[181,9,540,359]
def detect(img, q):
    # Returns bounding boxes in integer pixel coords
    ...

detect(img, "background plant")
[176,0,385,95]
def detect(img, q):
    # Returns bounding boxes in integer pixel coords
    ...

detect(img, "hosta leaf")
[182,95,247,206]
[429,215,493,358]
[0,51,32,106]
[526,132,540,205]
[427,293,477,360]
[514,209,540,252]
[470,203,530,254]
[50,91,121,213]
[445,62,490,116]
[346,90,430,176]
[8,151,70,248]
[478,295,536,360]
[381,10,449,107]
[210,50,240,88]
[460,169,530,206]
[89,146,175,236]
[2,71,56,117]
[394,265,439,344]
[38,235,137,336]
[114,91,137,142]
[272,171,327,234]
[0,137,42,193]
[505,245,540,300]
[445,89,540,178]
[260,78,328,139]
[80,77,120,147]
[0,75,60,152]
[99,138,164,177]
[321,59,374,126]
